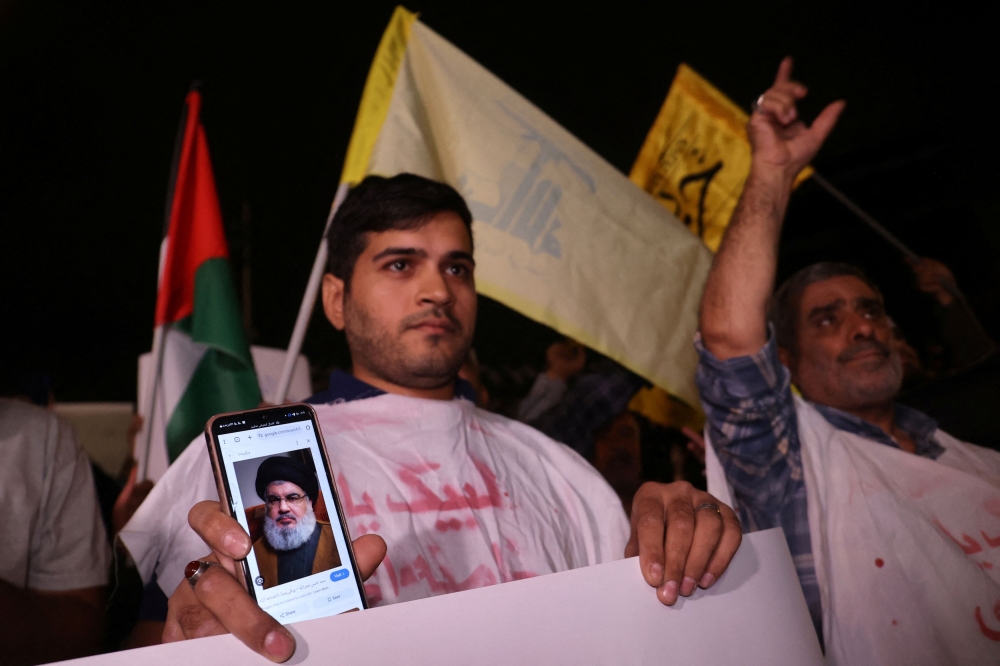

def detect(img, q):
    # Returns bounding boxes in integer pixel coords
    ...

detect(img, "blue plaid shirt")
[518,367,646,458]
[694,331,944,642]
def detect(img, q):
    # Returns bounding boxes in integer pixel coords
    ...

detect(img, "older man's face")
[265,481,311,527]
[785,275,902,411]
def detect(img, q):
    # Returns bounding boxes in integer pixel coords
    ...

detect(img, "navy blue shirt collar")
[812,401,945,459]
[306,369,478,405]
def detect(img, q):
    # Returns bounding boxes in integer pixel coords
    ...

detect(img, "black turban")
[255,456,319,505]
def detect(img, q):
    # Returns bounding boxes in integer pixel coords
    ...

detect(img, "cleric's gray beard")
[263,503,317,551]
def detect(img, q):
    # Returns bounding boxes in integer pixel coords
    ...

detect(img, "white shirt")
[0,399,110,591]
[121,394,630,602]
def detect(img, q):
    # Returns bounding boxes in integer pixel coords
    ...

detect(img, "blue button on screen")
[330,568,350,582]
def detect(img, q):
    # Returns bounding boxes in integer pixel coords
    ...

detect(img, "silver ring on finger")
[184,560,223,587]
[695,502,722,518]
[751,93,767,113]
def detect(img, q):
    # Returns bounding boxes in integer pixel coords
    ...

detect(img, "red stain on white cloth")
[975,600,1000,641]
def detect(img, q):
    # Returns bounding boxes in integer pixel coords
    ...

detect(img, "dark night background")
[2,1,998,402]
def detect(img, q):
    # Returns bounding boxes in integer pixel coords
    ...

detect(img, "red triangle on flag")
[155,90,229,327]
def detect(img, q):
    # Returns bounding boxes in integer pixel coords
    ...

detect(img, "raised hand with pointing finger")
[748,57,845,180]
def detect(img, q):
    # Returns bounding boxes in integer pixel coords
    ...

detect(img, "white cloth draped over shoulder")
[795,396,1000,665]
[707,397,1000,664]
[119,394,629,602]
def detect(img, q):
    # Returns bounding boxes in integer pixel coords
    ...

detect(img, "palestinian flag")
[151,89,260,463]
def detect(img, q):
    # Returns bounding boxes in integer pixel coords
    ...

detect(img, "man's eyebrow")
[445,250,476,265]
[806,299,845,320]
[371,247,427,262]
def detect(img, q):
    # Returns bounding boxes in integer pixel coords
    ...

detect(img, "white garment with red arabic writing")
[120,394,629,603]
[794,396,1000,665]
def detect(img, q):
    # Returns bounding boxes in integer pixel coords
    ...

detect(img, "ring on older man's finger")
[751,93,767,113]
[185,560,224,587]
[695,502,722,517]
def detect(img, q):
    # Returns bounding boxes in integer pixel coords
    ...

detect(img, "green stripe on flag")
[166,257,261,461]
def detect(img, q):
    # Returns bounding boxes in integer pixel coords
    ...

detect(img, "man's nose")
[849,313,876,341]
[416,266,454,306]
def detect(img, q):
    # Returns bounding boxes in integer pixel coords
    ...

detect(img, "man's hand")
[701,58,844,360]
[625,482,741,605]
[907,256,959,306]
[748,57,845,178]
[545,339,586,382]
[164,500,386,662]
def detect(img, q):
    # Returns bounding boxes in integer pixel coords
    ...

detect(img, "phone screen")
[209,405,366,624]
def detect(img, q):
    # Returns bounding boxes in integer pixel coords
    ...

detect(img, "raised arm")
[699,57,845,359]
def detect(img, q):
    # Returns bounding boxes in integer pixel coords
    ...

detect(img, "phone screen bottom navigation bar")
[272,593,360,625]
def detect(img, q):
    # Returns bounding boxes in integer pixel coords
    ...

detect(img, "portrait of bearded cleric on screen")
[236,453,341,589]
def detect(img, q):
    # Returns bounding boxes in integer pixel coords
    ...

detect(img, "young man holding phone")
[121,174,742,662]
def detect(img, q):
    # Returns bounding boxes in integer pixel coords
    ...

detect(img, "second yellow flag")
[630,64,811,252]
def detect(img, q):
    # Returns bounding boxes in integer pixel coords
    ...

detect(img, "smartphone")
[205,404,368,624]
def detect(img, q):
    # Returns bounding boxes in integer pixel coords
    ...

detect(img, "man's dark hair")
[325,173,473,289]
[767,261,883,355]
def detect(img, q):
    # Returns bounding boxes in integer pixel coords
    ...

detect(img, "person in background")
[893,256,996,387]
[906,256,995,371]
[591,411,706,516]
[516,339,587,424]
[697,57,1000,664]
[0,398,110,664]
[516,339,646,458]
[887,257,1000,449]
[518,339,705,510]
[589,412,644,514]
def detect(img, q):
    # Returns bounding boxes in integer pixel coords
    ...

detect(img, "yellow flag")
[337,7,712,406]
[630,64,811,252]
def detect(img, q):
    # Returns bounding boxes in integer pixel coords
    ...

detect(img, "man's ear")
[322,274,346,330]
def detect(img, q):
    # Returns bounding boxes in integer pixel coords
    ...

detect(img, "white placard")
[62,528,821,665]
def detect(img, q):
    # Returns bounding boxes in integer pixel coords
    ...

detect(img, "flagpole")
[811,172,963,301]
[810,172,918,260]
[274,181,351,404]
[137,324,166,481]
[137,85,194,480]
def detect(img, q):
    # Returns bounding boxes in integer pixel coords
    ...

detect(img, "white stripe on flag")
[136,326,208,481]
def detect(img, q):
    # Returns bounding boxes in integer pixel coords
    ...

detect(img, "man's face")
[265,481,310,527]
[783,275,902,411]
[323,212,477,390]
[593,412,643,490]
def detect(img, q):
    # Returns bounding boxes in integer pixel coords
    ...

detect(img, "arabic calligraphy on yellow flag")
[630,64,812,252]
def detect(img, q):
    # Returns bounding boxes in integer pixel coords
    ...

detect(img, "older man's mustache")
[400,307,462,333]
[837,339,891,364]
